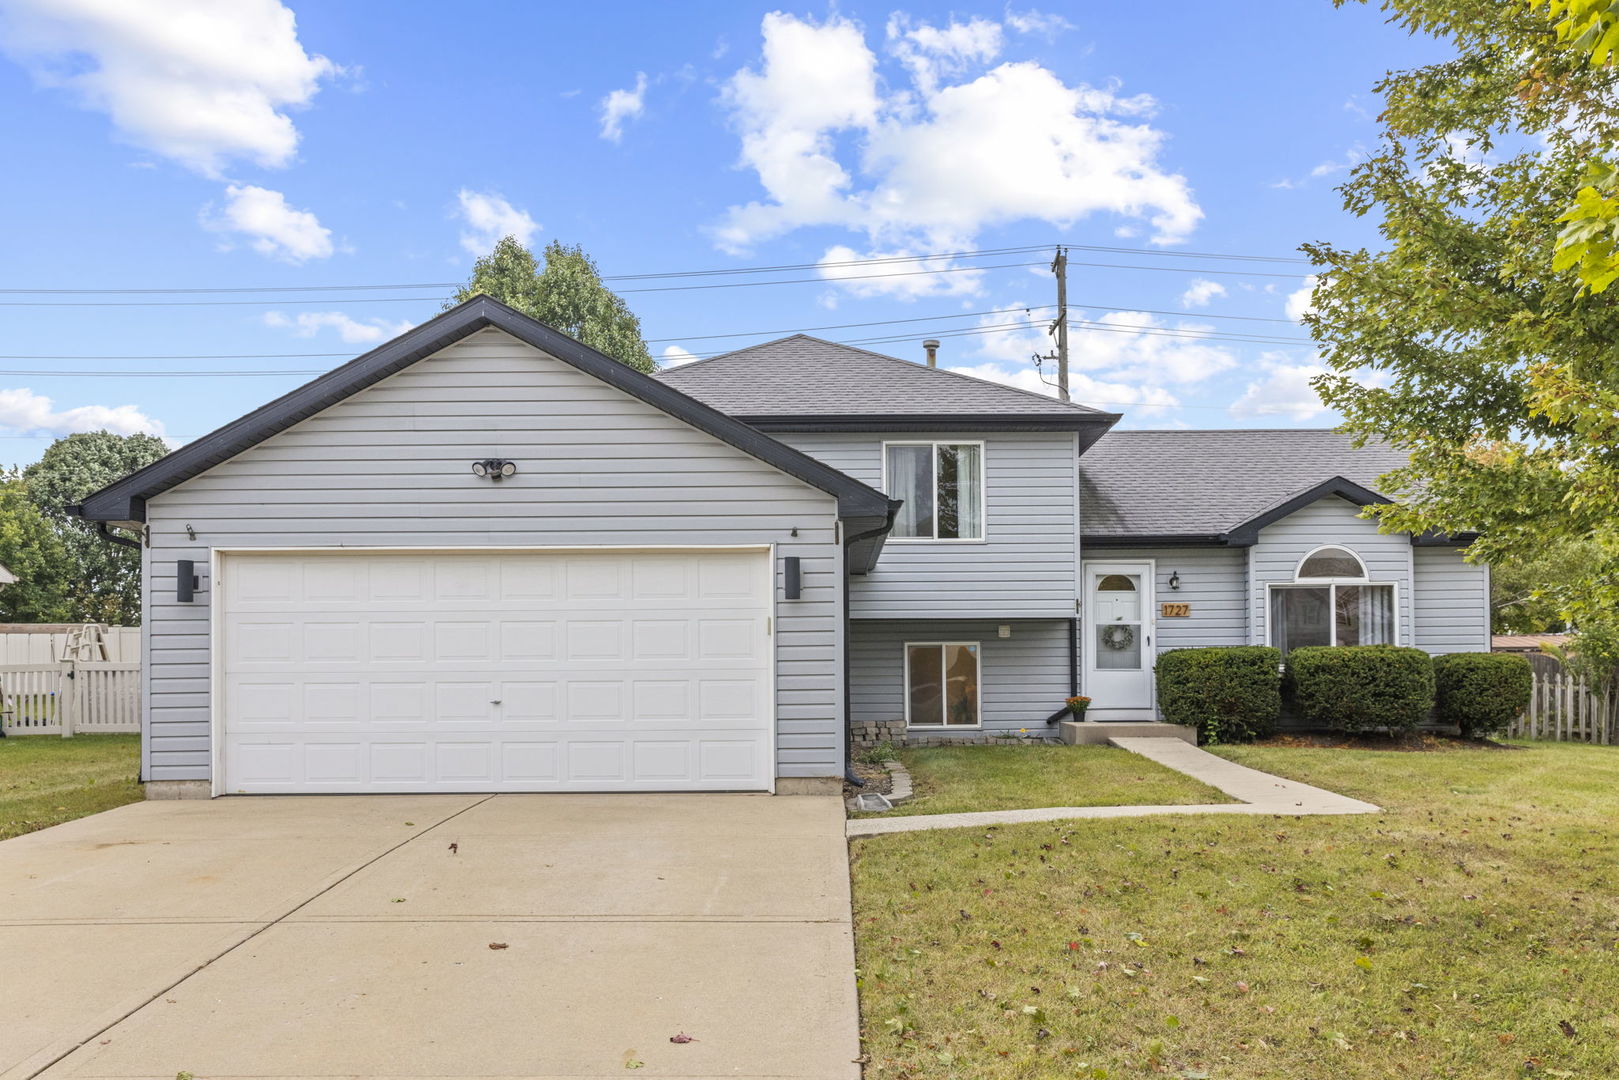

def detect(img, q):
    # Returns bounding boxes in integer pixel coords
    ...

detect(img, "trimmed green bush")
[1287,645,1435,734]
[1155,646,1282,744]
[1433,652,1532,738]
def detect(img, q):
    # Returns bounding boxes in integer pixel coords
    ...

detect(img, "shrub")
[1433,652,1532,738]
[1155,646,1282,744]
[1287,645,1435,734]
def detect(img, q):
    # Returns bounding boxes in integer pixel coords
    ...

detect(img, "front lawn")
[850,740,1619,1079]
[0,734,142,840]
[859,744,1231,817]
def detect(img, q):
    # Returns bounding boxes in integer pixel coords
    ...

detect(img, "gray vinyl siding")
[849,619,1072,734]
[777,431,1079,619]
[1081,547,1248,661]
[1248,496,1414,647]
[141,327,845,783]
[1412,546,1490,654]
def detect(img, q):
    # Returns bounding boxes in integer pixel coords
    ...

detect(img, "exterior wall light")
[471,459,518,481]
[1168,571,1181,591]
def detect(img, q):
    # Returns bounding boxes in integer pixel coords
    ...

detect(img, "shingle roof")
[655,335,1115,424]
[1079,429,1410,541]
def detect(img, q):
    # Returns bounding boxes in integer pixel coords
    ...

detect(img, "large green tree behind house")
[23,431,168,625]
[450,237,654,372]
[1308,0,1619,675]
[0,473,72,623]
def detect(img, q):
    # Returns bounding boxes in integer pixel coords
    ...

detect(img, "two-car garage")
[217,548,775,794]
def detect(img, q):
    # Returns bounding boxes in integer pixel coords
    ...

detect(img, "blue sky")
[0,1,1445,462]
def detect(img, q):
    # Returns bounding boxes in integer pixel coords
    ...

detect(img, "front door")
[1082,561,1155,720]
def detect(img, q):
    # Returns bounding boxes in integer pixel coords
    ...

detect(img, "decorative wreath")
[1100,624,1135,651]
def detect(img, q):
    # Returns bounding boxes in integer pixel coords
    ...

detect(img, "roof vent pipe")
[923,339,940,367]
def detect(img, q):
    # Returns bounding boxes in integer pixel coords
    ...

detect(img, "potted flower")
[1065,695,1091,718]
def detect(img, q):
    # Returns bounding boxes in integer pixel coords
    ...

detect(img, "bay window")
[885,442,984,540]
[1268,545,1396,655]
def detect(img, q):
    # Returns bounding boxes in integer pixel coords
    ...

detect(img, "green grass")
[850,740,1619,1079]
[860,744,1232,818]
[0,734,142,840]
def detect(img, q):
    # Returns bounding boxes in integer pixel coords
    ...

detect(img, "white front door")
[1082,561,1155,720]
[217,549,774,794]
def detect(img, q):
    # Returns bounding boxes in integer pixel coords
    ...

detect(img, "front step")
[1059,720,1197,745]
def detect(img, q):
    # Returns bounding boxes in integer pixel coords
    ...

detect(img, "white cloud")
[1285,275,1317,321]
[817,244,986,300]
[0,0,336,177]
[0,387,162,437]
[1230,354,1331,421]
[455,188,538,256]
[599,72,647,142]
[715,12,1199,272]
[887,13,1002,94]
[203,184,332,262]
[263,310,414,344]
[1004,8,1075,37]
[1179,278,1226,308]
[965,302,1237,384]
[659,345,700,368]
[946,361,1179,416]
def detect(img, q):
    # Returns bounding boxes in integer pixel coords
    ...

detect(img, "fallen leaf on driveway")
[488,942,508,950]
[669,1033,695,1043]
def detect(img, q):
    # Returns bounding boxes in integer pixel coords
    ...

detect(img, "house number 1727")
[1160,602,1191,617]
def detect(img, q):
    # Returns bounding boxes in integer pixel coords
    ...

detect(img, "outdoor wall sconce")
[783,556,802,600]
[471,459,518,480]
[1168,571,1181,591]
[176,559,200,603]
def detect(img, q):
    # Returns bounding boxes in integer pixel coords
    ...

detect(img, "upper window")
[1297,546,1367,579]
[1270,544,1394,655]
[885,442,984,541]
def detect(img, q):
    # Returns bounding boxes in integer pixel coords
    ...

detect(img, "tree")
[1537,0,1619,291]
[1308,1,1619,676]
[0,473,72,623]
[23,432,168,625]
[1489,539,1602,633]
[450,237,654,372]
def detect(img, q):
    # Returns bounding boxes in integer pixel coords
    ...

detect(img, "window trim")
[902,640,983,729]
[1264,580,1401,649]
[1294,544,1369,581]
[881,440,988,544]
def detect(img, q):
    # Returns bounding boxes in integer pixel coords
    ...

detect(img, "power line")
[0,241,1310,296]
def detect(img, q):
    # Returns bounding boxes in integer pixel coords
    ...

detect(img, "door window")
[1093,572,1143,671]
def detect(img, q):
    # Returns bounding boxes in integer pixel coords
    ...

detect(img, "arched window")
[1097,574,1137,591]
[1270,544,1394,654]
[1296,545,1366,580]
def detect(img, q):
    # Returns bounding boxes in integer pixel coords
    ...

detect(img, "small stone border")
[845,759,914,812]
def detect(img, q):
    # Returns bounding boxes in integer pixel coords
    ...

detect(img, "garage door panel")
[221,550,773,793]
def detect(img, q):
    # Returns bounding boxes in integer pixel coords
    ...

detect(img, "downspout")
[1045,617,1080,726]
[66,505,144,551]
[841,503,901,786]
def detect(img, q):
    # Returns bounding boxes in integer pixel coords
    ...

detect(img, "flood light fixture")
[471,459,517,481]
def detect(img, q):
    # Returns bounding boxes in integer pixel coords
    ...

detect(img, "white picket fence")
[1509,655,1618,744]
[0,661,140,736]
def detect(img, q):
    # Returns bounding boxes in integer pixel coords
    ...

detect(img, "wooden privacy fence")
[1509,654,1619,744]
[0,661,140,736]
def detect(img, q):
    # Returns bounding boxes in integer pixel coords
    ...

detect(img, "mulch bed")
[843,760,893,798]
[1254,731,1521,752]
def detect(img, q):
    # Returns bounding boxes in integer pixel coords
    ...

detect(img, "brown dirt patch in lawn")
[843,760,893,798]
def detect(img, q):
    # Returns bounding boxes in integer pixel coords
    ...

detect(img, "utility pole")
[1051,245,1070,402]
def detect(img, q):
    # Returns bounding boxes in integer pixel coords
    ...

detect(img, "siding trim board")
[72,296,898,544]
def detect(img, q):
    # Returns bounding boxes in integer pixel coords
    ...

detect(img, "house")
[71,297,1489,797]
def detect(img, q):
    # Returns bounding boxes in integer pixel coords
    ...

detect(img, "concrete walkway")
[3,794,859,1080]
[847,736,1379,837]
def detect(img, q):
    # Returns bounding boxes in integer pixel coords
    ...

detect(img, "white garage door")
[218,549,773,793]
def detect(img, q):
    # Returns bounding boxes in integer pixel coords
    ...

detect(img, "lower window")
[1270,584,1395,655]
[906,642,980,727]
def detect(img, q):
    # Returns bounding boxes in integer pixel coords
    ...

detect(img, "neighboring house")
[1492,634,1570,654]
[71,297,1489,797]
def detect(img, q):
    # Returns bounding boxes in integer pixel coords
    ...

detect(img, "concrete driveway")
[0,794,859,1080]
